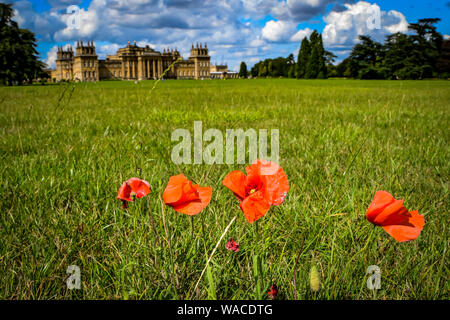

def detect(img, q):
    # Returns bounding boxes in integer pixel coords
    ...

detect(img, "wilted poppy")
[222,159,289,223]
[117,177,151,209]
[268,284,278,299]
[163,174,212,215]
[366,190,425,242]
[225,238,240,252]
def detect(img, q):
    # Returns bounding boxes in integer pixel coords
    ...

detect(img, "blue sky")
[8,0,450,71]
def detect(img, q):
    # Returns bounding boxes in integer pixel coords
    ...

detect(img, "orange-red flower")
[222,159,289,223]
[268,284,278,299]
[117,177,151,208]
[163,174,212,215]
[366,190,425,242]
[225,238,240,252]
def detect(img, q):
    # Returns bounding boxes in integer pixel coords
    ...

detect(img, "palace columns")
[121,58,125,79]
[152,60,155,79]
[158,59,162,78]
[137,57,143,80]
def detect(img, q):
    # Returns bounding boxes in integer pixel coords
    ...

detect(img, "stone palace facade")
[51,41,237,82]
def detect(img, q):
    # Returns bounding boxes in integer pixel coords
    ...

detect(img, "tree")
[407,18,443,78]
[348,35,384,79]
[239,61,248,78]
[383,32,417,79]
[305,31,321,79]
[436,39,450,78]
[0,3,44,85]
[325,50,337,77]
[297,37,310,78]
[296,30,327,79]
[342,18,444,79]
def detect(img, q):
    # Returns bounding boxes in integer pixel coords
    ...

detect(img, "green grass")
[0,79,448,299]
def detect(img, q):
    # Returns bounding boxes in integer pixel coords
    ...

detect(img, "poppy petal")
[366,190,395,223]
[117,182,132,202]
[172,185,212,215]
[382,210,425,242]
[222,170,246,200]
[163,174,200,207]
[246,159,289,206]
[382,223,422,242]
[366,191,425,242]
[261,167,289,206]
[373,199,408,226]
[239,191,270,223]
[127,177,151,199]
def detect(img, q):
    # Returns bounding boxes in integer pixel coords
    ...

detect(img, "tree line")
[240,18,449,80]
[0,3,48,85]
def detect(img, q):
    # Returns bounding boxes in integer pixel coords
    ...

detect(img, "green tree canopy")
[336,18,445,79]
[0,3,46,85]
[239,61,248,78]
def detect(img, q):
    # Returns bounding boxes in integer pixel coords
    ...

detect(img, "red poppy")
[222,159,289,223]
[268,284,278,299]
[163,174,212,215]
[225,238,240,252]
[117,177,151,209]
[366,191,425,242]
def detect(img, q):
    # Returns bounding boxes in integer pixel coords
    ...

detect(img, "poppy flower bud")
[309,265,320,292]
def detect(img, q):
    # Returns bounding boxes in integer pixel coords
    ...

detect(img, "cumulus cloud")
[10,0,412,70]
[322,1,408,49]
[45,45,58,69]
[262,20,297,42]
[290,27,314,42]
[45,43,75,68]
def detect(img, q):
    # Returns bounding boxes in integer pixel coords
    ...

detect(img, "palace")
[51,41,238,81]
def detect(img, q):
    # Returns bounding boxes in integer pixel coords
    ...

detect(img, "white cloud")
[322,1,408,49]
[44,43,74,68]
[383,10,408,34]
[262,20,296,42]
[45,45,58,69]
[11,0,412,71]
[290,27,314,42]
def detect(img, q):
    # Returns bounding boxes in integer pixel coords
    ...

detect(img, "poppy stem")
[254,220,260,242]
[190,215,194,239]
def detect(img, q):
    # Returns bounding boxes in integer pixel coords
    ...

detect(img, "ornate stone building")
[51,40,225,81]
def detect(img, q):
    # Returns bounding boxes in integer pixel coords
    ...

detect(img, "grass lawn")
[0,79,448,299]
